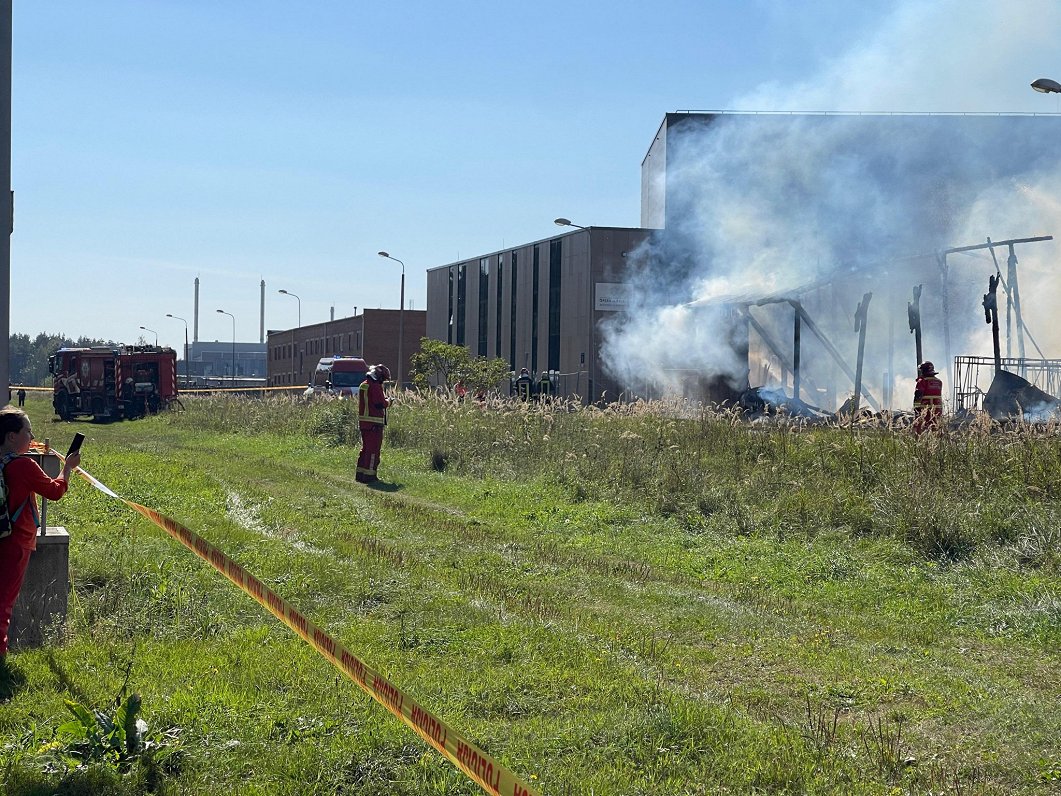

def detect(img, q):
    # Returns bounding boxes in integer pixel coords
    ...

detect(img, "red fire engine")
[49,345,179,421]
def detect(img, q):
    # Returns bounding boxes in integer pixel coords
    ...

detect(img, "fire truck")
[49,345,179,421]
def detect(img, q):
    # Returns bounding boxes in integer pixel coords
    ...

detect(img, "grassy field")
[0,391,1058,795]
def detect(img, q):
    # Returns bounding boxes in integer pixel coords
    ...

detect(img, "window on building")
[549,239,562,371]
[478,257,490,357]
[448,268,455,344]
[496,254,503,358]
[509,251,518,369]
[531,246,540,374]
[456,264,467,346]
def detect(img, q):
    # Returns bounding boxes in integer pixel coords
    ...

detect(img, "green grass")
[0,392,1058,794]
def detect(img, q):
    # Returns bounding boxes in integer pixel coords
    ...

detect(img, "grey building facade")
[426,227,650,401]
[184,341,267,381]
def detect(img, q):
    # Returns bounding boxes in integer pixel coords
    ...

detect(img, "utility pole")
[0,3,12,399]
[851,293,873,418]
[908,284,923,371]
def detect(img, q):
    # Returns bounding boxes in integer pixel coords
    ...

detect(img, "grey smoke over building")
[601,1,1061,408]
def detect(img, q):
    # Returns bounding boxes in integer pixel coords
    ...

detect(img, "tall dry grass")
[169,391,1061,566]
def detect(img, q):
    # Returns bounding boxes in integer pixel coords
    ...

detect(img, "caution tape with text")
[69,462,539,796]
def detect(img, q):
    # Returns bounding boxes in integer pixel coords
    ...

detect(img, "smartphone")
[67,433,85,457]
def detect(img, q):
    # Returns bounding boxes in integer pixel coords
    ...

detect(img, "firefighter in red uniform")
[356,364,390,483]
[912,360,943,433]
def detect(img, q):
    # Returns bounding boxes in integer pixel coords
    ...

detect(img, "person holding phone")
[0,407,80,660]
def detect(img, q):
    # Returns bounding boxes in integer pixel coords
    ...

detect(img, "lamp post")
[139,326,158,346]
[377,251,405,388]
[1031,78,1061,94]
[216,309,235,385]
[554,217,587,230]
[166,313,190,388]
[278,289,301,387]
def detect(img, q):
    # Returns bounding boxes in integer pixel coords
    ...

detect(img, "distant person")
[121,378,140,420]
[454,380,468,401]
[537,370,553,403]
[15,387,25,408]
[913,361,943,433]
[514,368,533,401]
[356,364,391,484]
[0,407,80,661]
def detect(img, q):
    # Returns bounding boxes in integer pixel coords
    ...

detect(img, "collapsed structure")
[426,112,1061,417]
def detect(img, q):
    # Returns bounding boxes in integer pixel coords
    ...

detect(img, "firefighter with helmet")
[514,368,533,401]
[537,370,553,403]
[356,363,391,483]
[912,360,943,433]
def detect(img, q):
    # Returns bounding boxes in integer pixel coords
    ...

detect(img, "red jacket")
[3,456,69,551]
[358,378,389,427]
[914,375,943,415]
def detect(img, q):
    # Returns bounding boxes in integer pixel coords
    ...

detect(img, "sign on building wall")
[595,283,629,311]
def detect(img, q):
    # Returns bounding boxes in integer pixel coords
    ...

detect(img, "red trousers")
[0,537,33,656]
[357,425,384,480]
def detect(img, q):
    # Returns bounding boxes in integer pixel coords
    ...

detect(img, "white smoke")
[600,0,1061,410]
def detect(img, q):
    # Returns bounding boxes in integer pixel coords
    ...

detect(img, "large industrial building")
[426,227,650,401]
[184,341,267,382]
[428,111,1061,407]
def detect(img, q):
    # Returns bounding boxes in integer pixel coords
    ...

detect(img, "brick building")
[266,308,425,388]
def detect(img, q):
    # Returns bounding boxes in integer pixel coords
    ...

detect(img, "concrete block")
[9,527,69,649]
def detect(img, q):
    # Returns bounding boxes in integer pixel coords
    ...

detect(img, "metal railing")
[953,355,1061,413]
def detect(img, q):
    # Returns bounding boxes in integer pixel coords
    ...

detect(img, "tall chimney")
[260,279,265,344]
[193,277,200,343]
[330,305,334,321]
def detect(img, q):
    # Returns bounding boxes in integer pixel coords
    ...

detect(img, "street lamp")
[278,289,301,387]
[1031,78,1061,93]
[216,310,235,386]
[166,314,190,388]
[554,217,587,230]
[277,288,301,327]
[139,326,158,346]
[378,251,405,388]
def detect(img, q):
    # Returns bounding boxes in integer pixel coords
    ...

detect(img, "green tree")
[408,338,510,394]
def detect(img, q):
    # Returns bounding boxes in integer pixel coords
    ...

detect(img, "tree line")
[8,333,113,387]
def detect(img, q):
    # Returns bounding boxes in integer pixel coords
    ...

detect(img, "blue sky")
[10,1,1060,349]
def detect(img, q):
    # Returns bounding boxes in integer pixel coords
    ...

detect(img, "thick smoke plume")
[601,0,1061,410]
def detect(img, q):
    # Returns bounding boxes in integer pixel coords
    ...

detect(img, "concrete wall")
[641,115,668,229]
[9,529,68,649]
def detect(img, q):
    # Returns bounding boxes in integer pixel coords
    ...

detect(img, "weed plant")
[0,392,1057,794]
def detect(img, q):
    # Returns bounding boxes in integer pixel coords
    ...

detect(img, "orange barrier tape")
[70,463,539,796]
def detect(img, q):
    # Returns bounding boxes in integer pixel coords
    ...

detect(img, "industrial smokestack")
[193,277,200,343]
[330,306,334,321]
[260,279,265,344]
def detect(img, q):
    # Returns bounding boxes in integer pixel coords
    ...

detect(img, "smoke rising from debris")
[601,0,1061,409]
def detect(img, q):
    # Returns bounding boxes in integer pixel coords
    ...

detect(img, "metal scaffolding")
[953,356,1061,413]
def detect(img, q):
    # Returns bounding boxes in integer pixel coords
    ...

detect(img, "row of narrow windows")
[449,242,562,373]
[270,332,362,361]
